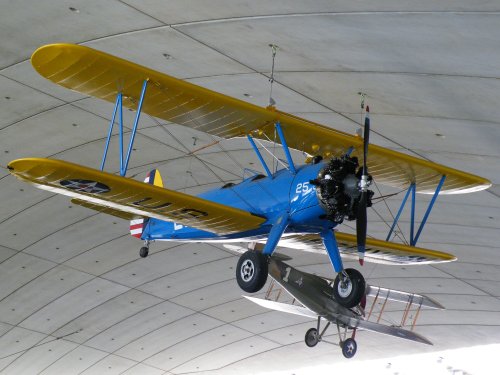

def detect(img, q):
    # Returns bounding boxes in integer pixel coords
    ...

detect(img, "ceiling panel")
[0,2,499,374]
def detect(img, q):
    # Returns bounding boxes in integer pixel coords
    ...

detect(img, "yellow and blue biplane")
[7,44,491,354]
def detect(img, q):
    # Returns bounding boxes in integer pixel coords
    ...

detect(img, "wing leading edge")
[31,43,491,194]
[7,158,265,235]
[278,231,456,265]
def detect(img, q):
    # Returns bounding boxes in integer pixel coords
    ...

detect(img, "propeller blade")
[357,106,370,266]
[363,106,370,175]
[357,191,367,265]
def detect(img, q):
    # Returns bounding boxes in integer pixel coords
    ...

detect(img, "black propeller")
[357,106,370,265]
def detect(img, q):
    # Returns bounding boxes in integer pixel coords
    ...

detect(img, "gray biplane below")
[246,256,443,358]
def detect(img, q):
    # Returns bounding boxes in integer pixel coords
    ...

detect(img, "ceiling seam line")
[20,213,101,253]
[430,265,499,301]
[3,9,499,71]
[117,0,169,26]
[0,194,56,227]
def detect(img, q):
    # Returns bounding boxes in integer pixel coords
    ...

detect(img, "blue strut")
[100,93,122,171]
[247,135,272,178]
[275,122,296,174]
[321,229,343,273]
[385,175,446,246]
[99,80,148,176]
[262,212,290,255]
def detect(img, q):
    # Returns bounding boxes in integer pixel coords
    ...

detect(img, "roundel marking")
[60,179,110,194]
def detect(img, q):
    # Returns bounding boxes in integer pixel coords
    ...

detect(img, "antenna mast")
[268,44,279,107]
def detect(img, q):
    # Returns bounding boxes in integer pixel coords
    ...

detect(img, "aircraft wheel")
[305,328,319,347]
[236,251,268,293]
[341,338,357,358]
[333,268,365,308]
[139,246,149,258]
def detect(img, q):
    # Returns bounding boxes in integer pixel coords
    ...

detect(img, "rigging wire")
[137,92,250,182]
[147,114,261,207]
[371,192,401,202]
[371,180,409,245]
[145,114,227,183]
[131,82,240,185]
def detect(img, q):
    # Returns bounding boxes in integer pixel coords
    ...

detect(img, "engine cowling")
[311,155,373,224]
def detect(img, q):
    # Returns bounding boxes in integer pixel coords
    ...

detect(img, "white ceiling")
[0,1,499,374]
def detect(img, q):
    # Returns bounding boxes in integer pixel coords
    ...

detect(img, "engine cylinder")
[312,155,373,223]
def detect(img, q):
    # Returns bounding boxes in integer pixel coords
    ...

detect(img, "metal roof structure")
[0,1,499,374]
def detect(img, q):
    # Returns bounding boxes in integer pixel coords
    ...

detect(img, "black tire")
[341,338,357,359]
[139,246,149,258]
[333,268,366,308]
[305,328,319,347]
[236,251,268,293]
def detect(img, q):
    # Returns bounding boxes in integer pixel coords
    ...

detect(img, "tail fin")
[130,169,164,238]
[145,168,164,188]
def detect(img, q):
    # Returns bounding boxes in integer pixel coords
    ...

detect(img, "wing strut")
[275,122,296,174]
[100,79,148,177]
[386,175,446,246]
[247,134,273,178]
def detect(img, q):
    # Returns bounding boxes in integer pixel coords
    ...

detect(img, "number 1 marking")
[283,267,291,283]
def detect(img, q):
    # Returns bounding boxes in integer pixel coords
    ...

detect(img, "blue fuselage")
[146,161,336,241]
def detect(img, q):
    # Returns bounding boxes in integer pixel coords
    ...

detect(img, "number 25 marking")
[295,182,311,195]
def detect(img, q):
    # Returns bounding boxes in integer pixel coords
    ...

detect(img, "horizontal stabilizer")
[340,315,433,345]
[366,285,444,310]
[243,296,317,319]
[8,158,266,235]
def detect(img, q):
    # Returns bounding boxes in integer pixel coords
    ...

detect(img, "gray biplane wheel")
[236,251,268,293]
[333,268,366,308]
[305,328,319,347]
[139,246,149,258]
[341,338,357,358]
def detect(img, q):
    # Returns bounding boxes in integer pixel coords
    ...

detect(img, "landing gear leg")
[321,230,366,308]
[139,240,150,258]
[304,317,357,358]
[305,316,330,348]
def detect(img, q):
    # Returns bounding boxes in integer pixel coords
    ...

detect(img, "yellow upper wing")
[279,232,456,265]
[7,158,265,235]
[31,43,491,194]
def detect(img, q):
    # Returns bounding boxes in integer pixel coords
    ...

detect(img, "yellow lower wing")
[31,43,491,194]
[279,232,456,265]
[8,158,266,235]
